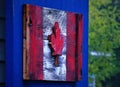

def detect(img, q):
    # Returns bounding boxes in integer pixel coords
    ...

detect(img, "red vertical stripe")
[24,4,82,81]
[28,5,43,80]
[66,13,76,81]
[66,13,83,81]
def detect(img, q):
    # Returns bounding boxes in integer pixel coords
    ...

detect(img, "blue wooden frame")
[6,0,88,87]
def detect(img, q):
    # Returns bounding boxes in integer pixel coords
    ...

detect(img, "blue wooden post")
[6,0,88,87]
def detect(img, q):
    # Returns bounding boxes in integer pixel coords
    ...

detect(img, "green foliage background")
[89,0,120,87]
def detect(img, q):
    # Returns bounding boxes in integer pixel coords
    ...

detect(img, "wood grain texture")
[23,4,83,81]
[76,14,83,80]
[66,13,76,81]
[66,13,83,81]
[23,4,43,80]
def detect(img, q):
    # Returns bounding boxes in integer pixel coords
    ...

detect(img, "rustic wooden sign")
[23,4,83,81]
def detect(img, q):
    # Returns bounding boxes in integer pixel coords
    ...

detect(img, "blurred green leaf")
[89,0,120,87]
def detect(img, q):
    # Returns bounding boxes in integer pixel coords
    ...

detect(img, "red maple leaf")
[48,22,64,66]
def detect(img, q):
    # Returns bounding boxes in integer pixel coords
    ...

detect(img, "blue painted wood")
[6,0,14,86]
[6,0,88,87]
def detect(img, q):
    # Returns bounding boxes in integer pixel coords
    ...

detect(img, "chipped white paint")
[43,7,67,81]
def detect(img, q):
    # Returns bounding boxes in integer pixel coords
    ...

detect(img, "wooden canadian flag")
[23,4,83,81]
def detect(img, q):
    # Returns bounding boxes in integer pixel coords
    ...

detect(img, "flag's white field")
[43,7,67,81]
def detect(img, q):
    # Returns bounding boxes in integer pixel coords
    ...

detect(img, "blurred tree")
[89,0,120,87]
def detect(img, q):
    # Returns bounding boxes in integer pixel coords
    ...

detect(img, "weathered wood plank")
[23,4,83,81]
[76,14,83,80]
[66,13,76,81]
[23,5,43,80]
